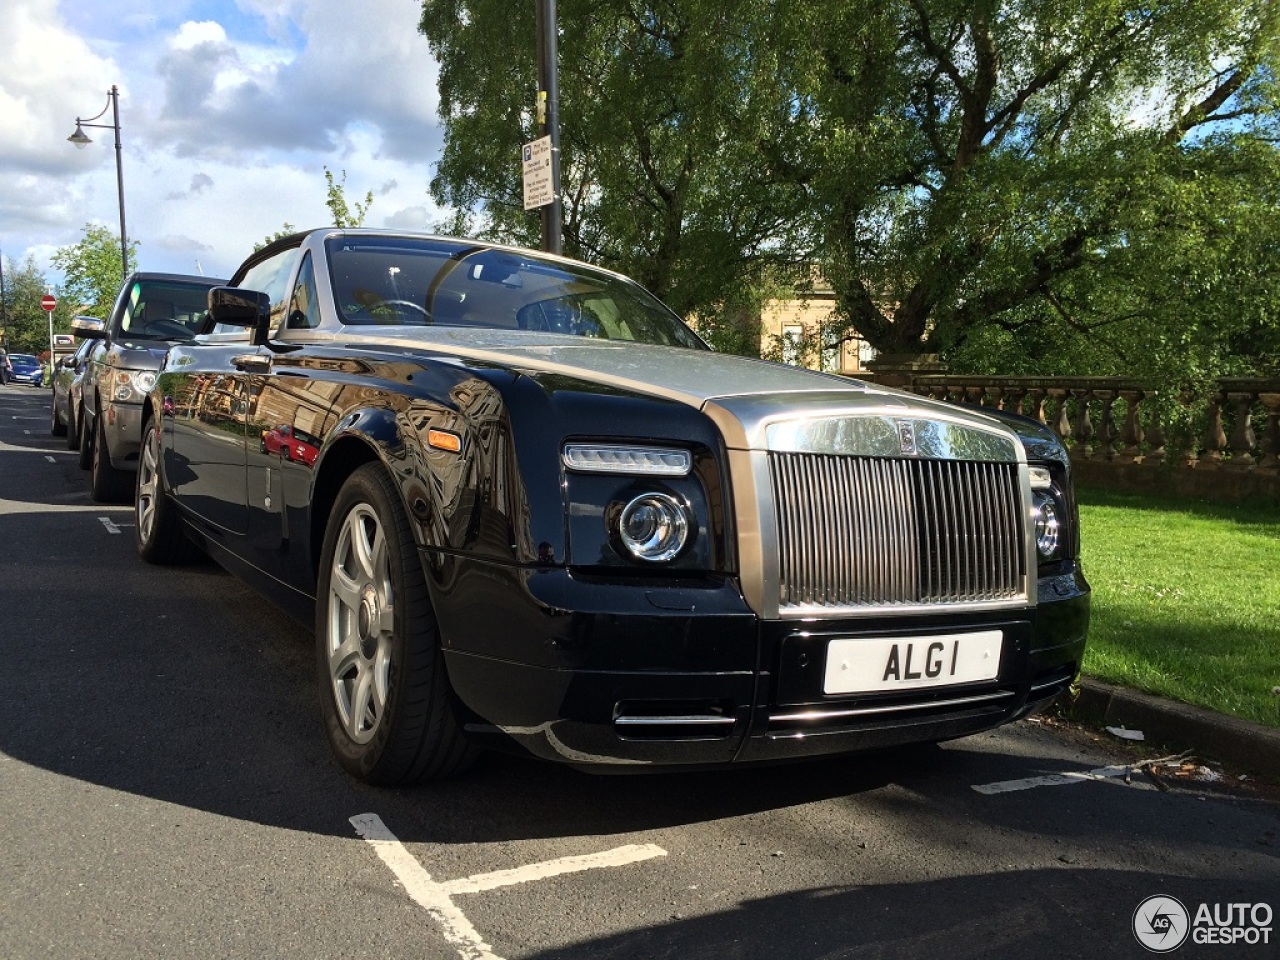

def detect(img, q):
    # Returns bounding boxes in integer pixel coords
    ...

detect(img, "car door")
[162,343,253,536]
[167,242,307,547]
[244,251,341,588]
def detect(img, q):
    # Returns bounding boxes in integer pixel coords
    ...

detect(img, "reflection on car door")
[245,363,340,588]
[164,345,252,535]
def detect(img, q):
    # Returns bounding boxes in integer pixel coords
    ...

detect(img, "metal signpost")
[41,294,56,387]
[530,0,562,254]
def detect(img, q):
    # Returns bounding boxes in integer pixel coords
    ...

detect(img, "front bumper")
[101,400,145,470]
[431,555,1089,769]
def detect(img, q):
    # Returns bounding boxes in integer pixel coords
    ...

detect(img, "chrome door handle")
[231,354,272,373]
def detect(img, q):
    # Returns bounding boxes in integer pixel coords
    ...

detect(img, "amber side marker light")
[427,429,462,453]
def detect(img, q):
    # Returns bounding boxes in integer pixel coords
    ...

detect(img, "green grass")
[1077,486,1280,728]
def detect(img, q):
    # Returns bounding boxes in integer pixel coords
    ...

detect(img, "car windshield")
[119,281,213,341]
[325,237,707,350]
[11,355,36,364]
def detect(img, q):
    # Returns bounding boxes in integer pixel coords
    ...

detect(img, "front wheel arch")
[314,461,477,783]
[310,435,382,587]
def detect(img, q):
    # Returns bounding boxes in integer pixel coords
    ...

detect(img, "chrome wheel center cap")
[357,584,379,656]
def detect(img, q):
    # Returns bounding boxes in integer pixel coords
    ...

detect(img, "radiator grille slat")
[768,454,1026,610]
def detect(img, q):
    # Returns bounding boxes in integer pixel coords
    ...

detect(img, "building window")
[781,323,804,365]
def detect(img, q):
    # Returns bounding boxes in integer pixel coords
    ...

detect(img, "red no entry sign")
[40,294,57,313]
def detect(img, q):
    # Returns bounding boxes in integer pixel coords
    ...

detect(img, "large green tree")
[420,1,1279,375]
[51,223,138,318]
[420,0,810,343]
[783,0,1280,368]
[1,255,55,354]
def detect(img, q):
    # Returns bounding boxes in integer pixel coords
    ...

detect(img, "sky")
[0,0,452,288]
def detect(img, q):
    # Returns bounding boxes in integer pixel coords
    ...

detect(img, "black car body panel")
[149,229,1089,772]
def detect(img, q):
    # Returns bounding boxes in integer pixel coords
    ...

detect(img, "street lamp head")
[67,123,92,148]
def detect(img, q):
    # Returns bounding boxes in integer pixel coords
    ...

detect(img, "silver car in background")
[75,272,225,502]
[50,331,99,447]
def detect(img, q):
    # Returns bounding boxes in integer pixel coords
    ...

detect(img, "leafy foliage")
[1,255,56,353]
[781,0,1280,369]
[50,223,137,318]
[419,0,1280,378]
[255,222,298,253]
[420,0,811,320]
[324,167,373,228]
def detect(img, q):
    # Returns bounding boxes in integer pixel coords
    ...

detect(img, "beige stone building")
[759,276,875,375]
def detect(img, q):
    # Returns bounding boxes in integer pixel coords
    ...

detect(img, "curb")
[1064,678,1280,779]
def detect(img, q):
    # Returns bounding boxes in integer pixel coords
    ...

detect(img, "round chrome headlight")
[1032,494,1061,560]
[617,492,690,563]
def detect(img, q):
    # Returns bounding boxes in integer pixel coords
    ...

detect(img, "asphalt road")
[1,381,1276,960]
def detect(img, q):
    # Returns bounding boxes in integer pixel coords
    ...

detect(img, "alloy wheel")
[325,503,395,744]
[136,426,159,545]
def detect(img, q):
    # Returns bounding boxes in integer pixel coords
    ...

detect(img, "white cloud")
[0,0,450,286]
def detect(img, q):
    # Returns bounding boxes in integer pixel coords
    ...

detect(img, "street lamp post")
[67,85,129,279]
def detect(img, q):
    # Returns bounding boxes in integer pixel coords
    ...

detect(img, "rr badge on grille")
[897,420,918,456]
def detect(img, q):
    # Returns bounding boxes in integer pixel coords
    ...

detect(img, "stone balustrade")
[853,368,1280,502]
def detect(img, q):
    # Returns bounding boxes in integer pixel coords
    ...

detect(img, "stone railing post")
[1027,387,1048,426]
[1117,389,1145,462]
[1071,388,1094,460]
[1200,393,1226,468]
[1226,391,1258,470]
[1144,404,1166,466]
[1095,387,1119,461]
[1258,392,1280,472]
[1048,388,1072,446]
[1003,386,1027,419]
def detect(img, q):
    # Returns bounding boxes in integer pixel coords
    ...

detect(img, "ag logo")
[1133,895,1190,953]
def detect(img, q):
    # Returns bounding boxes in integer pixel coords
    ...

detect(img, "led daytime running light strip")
[563,444,691,476]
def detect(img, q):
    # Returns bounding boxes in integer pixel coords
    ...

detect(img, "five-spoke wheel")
[315,464,475,783]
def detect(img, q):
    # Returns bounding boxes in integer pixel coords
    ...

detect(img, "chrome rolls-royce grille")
[768,453,1027,610]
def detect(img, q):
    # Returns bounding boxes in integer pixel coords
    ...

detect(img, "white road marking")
[44,455,55,463]
[351,813,667,960]
[439,843,667,895]
[351,813,502,960]
[23,429,30,435]
[972,764,1156,795]
[98,516,122,535]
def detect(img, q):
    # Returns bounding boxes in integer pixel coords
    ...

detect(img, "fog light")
[1033,493,1061,560]
[617,492,690,562]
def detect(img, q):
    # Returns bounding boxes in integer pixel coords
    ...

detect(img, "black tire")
[78,407,94,470]
[90,410,132,503]
[135,418,198,564]
[51,397,67,436]
[315,463,477,784]
[66,402,80,450]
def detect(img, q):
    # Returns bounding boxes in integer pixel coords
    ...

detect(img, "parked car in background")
[260,423,321,466]
[75,272,225,502]
[50,332,99,446]
[139,229,1089,786]
[7,353,43,386]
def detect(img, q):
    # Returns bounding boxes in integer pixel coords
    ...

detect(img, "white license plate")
[823,630,1003,695]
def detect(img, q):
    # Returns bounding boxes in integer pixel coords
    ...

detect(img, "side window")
[286,253,322,329]
[235,246,300,331]
[210,247,299,336]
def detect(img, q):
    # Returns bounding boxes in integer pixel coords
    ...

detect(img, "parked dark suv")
[75,272,225,502]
